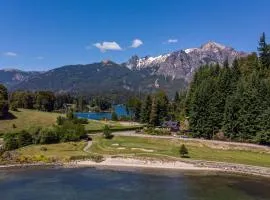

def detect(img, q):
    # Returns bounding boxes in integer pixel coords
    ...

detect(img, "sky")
[0,0,269,71]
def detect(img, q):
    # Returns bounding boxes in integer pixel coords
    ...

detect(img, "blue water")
[0,168,270,200]
[75,104,131,120]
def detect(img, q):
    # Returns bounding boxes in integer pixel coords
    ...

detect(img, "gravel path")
[83,141,92,152]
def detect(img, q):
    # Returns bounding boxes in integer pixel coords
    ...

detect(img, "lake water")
[75,104,131,120]
[0,168,270,200]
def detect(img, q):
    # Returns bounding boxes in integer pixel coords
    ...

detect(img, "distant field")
[0,109,142,135]
[90,136,270,167]
[0,109,62,134]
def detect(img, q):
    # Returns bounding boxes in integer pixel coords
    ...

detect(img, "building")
[162,121,180,132]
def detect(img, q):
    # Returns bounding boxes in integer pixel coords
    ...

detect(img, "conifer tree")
[140,95,152,123]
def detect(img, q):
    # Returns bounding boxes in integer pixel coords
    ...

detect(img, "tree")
[258,32,270,69]
[127,97,142,121]
[140,95,152,123]
[149,97,159,126]
[0,84,9,119]
[179,144,189,158]
[111,111,118,121]
[103,125,113,139]
[35,91,55,112]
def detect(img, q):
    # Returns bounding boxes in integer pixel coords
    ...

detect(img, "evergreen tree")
[140,95,152,123]
[258,32,270,69]
[149,97,159,126]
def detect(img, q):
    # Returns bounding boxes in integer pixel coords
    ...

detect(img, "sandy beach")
[75,157,217,171]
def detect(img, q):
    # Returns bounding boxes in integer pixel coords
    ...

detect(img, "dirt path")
[83,141,92,152]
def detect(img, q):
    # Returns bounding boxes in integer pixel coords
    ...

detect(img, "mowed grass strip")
[90,136,270,167]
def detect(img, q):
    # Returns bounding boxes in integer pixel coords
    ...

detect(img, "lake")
[0,168,270,200]
[75,104,131,120]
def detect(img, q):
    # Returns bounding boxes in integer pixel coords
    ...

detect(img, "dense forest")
[184,33,270,144]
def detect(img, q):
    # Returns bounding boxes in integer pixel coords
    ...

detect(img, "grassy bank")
[0,109,143,136]
[90,136,270,167]
[0,109,62,134]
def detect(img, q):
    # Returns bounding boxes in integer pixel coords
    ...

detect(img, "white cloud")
[130,39,143,48]
[166,39,178,44]
[93,41,122,52]
[36,56,44,60]
[3,52,17,57]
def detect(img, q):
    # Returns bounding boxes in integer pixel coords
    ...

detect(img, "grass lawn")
[84,120,143,132]
[90,136,270,167]
[0,109,142,136]
[0,109,62,134]
[16,142,88,162]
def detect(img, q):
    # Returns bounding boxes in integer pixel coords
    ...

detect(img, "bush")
[179,144,189,158]
[40,146,48,151]
[55,121,86,142]
[255,131,270,145]
[9,103,18,111]
[4,133,19,150]
[103,125,113,139]
[17,130,33,148]
[72,118,88,124]
[56,116,66,125]
[39,128,60,144]
[111,112,118,121]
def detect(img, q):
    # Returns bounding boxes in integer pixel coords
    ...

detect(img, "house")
[162,121,180,132]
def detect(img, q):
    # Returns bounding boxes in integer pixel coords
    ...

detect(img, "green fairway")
[90,136,270,167]
[85,120,142,132]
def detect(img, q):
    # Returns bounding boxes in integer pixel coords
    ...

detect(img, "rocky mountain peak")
[201,41,227,51]
[124,41,248,82]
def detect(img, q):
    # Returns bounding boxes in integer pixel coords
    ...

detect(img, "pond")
[74,104,131,120]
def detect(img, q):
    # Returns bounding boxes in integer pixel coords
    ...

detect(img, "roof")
[162,121,180,128]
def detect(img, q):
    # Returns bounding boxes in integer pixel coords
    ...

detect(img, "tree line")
[183,33,270,144]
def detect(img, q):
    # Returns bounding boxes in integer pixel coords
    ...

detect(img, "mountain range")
[0,42,248,95]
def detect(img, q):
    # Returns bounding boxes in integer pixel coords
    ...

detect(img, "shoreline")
[1,157,270,178]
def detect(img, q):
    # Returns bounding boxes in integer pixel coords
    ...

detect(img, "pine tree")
[258,32,270,69]
[140,95,152,123]
[149,97,159,126]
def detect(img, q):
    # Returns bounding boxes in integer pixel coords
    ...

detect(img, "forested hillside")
[185,33,270,144]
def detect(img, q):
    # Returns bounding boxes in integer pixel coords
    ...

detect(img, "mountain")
[0,69,41,87]
[12,61,186,95]
[1,41,248,95]
[125,41,248,81]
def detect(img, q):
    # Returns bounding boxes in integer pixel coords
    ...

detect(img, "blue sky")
[0,0,269,71]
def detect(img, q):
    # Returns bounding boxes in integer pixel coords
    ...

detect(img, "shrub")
[9,103,18,111]
[55,121,86,142]
[39,128,60,144]
[56,116,66,125]
[255,131,270,145]
[40,146,48,151]
[17,130,33,148]
[72,118,88,124]
[4,133,19,150]
[103,125,113,139]
[179,144,189,158]
[111,112,118,121]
